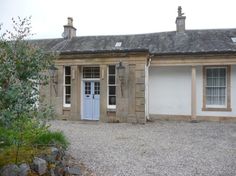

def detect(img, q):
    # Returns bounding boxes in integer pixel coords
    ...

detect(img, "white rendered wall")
[149,66,191,115]
[196,65,236,116]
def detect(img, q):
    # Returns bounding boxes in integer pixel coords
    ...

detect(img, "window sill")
[63,107,71,110]
[107,108,116,112]
[202,107,232,112]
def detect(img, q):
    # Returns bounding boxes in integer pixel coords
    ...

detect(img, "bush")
[0,119,69,166]
[33,130,69,149]
[0,17,68,167]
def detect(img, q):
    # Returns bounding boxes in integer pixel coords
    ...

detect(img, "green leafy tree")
[0,17,54,126]
[0,17,60,164]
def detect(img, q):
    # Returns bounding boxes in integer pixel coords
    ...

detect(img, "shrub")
[0,17,69,167]
[0,119,69,166]
[33,130,69,149]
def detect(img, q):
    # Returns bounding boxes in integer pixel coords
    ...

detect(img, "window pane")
[207,77,212,86]
[219,87,226,96]
[65,86,71,94]
[206,69,212,77]
[109,96,116,105]
[109,76,115,84]
[65,76,71,84]
[91,67,100,78]
[213,69,217,77]
[220,77,226,86]
[206,88,212,96]
[65,95,71,104]
[65,66,71,75]
[109,86,116,95]
[220,68,226,77]
[109,65,115,74]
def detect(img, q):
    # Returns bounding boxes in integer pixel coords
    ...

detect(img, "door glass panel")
[85,82,91,94]
[94,82,100,95]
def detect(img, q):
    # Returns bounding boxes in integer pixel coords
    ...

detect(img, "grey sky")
[0,0,236,39]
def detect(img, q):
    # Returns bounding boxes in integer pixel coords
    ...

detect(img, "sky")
[0,0,236,39]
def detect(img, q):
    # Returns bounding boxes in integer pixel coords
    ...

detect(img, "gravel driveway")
[50,120,236,176]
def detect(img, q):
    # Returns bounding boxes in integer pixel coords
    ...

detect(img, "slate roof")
[31,29,236,55]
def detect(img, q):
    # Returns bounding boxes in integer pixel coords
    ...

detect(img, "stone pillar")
[191,66,197,121]
[116,63,129,122]
[100,65,108,122]
[70,65,80,120]
[53,65,63,116]
[77,66,81,119]
[135,64,146,124]
[127,64,137,123]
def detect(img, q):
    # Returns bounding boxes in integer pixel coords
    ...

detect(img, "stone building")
[35,7,236,123]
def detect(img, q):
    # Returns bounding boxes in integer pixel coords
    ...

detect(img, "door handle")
[93,94,94,99]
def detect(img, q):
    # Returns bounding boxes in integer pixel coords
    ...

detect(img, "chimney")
[175,6,186,33]
[63,17,77,39]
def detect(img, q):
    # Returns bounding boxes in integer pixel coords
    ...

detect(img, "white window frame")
[205,66,227,108]
[107,65,116,109]
[82,66,100,79]
[63,66,71,107]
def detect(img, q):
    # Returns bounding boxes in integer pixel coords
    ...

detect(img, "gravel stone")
[50,120,236,176]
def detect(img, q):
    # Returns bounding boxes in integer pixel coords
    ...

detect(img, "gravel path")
[50,120,236,176]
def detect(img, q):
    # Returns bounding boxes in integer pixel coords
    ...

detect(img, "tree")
[0,16,54,126]
[0,17,57,164]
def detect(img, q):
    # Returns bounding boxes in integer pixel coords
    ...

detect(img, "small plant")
[0,145,50,167]
[0,119,69,167]
[33,130,69,149]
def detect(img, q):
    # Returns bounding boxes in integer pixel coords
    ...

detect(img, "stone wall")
[40,52,148,124]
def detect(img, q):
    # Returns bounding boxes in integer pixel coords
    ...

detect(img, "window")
[231,37,236,43]
[203,66,231,111]
[115,42,122,47]
[108,65,116,109]
[64,66,71,107]
[83,67,100,78]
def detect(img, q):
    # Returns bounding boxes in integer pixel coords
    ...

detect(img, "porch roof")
[31,29,236,55]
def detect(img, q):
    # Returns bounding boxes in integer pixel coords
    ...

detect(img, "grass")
[33,130,69,149]
[0,146,50,167]
[0,121,69,166]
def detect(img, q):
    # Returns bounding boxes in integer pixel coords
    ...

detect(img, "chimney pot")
[176,6,186,33]
[67,17,73,26]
